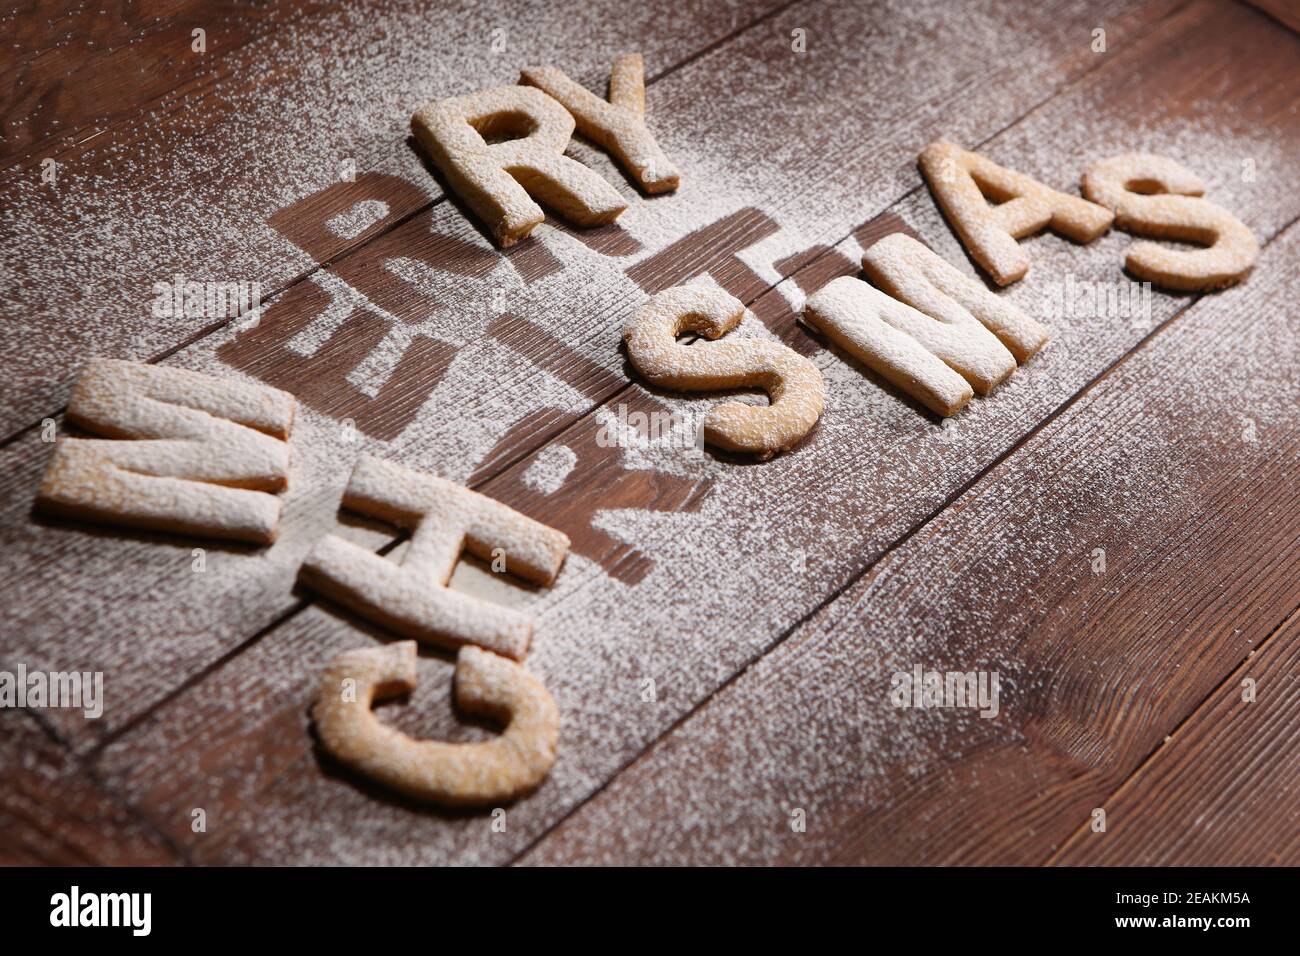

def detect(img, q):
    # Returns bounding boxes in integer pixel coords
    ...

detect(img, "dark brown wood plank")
[1,0,331,169]
[0,0,1182,755]
[88,1,1300,864]
[0,712,179,865]
[1050,609,1300,866]
[1242,0,1300,33]
[520,221,1300,865]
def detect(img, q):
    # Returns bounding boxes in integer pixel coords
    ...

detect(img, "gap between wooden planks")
[0,0,1190,754]
[0,0,819,749]
[76,1,1300,864]
[519,218,1300,865]
[1049,604,1300,866]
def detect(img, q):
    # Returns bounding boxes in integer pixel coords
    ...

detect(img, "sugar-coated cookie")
[521,53,680,193]
[1081,153,1258,291]
[863,232,1049,363]
[411,85,627,247]
[803,234,1046,417]
[36,358,295,544]
[299,455,569,660]
[920,139,1114,286]
[623,283,825,459]
[313,641,559,807]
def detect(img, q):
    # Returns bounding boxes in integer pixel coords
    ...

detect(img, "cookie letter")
[36,359,295,544]
[313,641,559,807]
[411,85,627,247]
[920,139,1114,286]
[299,455,569,660]
[1082,153,1258,291]
[623,283,825,458]
[521,53,680,193]
[803,235,1047,417]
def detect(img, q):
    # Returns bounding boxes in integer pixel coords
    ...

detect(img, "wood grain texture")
[84,1,1300,865]
[521,222,1300,865]
[1,0,331,169]
[1050,609,1300,866]
[3,0,1296,866]
[0,0,1183,752]
[0,0,793,441]
[0,712,179,865]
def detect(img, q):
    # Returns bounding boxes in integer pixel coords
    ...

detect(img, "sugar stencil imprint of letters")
[299,455,570,661]
[313,641,560,807]
[521,53,681,193]
[36,359,296,545]
[1082,153,1259,291]
[411,85,627,247]
[802,234,1048,417]
[623,283,826,459]
[920,140,1114,286]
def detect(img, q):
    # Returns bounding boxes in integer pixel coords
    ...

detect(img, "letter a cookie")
[1082,153,1258,291]
[411,85,627,246]
[36,359,296,544]
[313,641,559,807]
[920,139,1114,286]
[299,455,569,660]
[521,53,680,193]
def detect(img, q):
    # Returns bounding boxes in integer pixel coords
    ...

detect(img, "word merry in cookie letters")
[50,886,151,936]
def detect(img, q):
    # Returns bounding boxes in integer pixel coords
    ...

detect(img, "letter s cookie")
[1082,153,1258,291]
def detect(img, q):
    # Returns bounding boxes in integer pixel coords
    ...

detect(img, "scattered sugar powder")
[521,443,578,495]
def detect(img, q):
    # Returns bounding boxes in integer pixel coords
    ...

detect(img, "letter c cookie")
[313,641,560,807]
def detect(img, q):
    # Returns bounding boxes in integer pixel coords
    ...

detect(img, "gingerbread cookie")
[411,85,627,247]
[36,359,295,544]
[803,234,1046,417]
[1082,153,1258,291]
[521,53,680,193]
[299,455,569,660]
[623,283,825,458]
[313,641,559,807]
[920,139,1114,286]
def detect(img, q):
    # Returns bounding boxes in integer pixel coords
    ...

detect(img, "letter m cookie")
[36,359,296,545]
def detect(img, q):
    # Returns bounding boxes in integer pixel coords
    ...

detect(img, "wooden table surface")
[1,0,1297,866]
